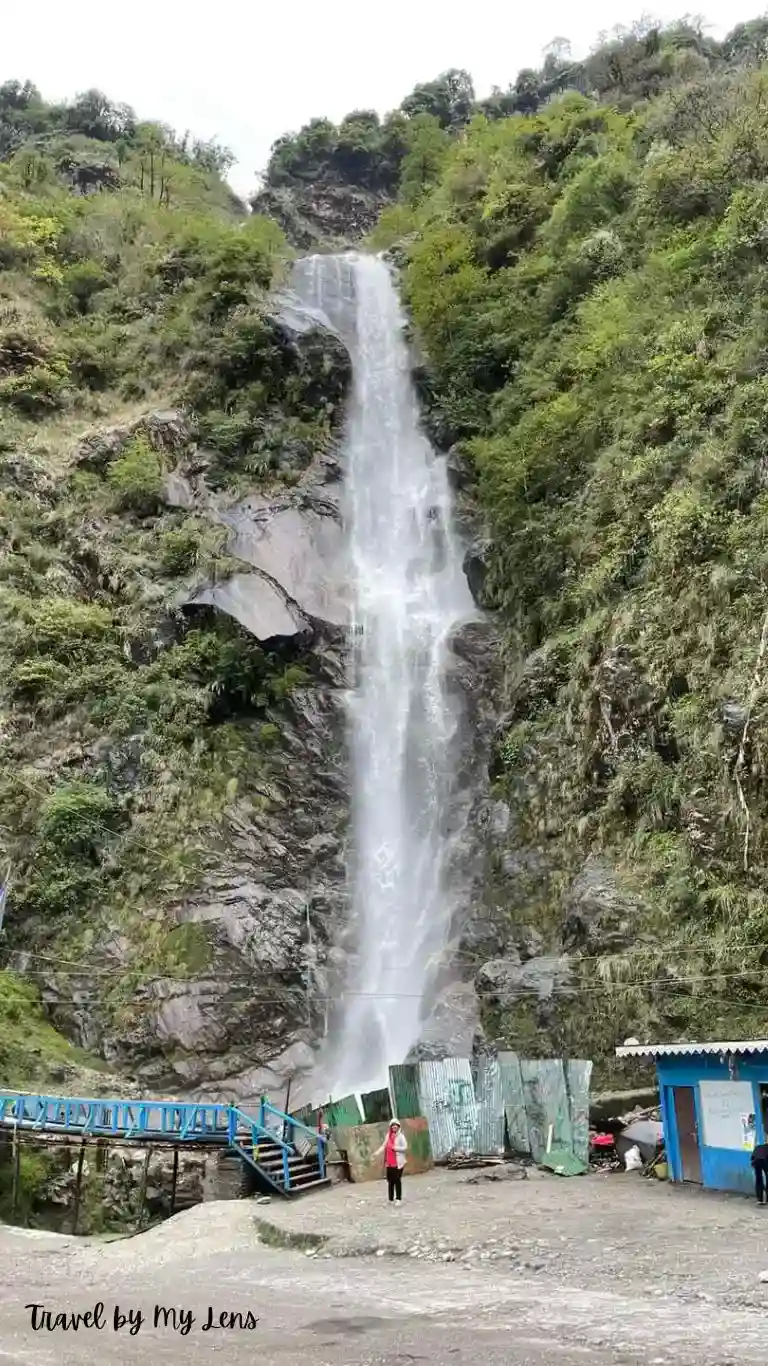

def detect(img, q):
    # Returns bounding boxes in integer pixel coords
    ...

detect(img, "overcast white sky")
[2,1,760,197]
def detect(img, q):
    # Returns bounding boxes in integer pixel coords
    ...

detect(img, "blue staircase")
[0,1091,328,1198]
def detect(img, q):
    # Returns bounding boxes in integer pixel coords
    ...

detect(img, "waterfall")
[292,253,475,1094]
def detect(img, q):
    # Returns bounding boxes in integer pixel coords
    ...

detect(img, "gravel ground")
[2,1172,768,1365]
[256,1164,768,1307]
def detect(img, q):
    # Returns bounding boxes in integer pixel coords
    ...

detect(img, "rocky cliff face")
[252,184,391,251]
[2,294,359,1103]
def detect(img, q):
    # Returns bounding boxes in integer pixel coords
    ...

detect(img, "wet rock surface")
[31,303,355,1099]
[475,954,573,1005]
[562,856,642,954]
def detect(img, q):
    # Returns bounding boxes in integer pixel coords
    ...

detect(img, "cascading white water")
[292,253,475,1093]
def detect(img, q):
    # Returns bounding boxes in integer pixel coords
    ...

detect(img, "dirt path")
[1,1173,767,1364]
[258,1165,768,1306]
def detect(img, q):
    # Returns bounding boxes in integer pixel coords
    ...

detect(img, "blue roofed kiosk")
[616,1039,768,1195]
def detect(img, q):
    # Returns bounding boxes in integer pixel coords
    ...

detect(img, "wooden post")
[11,1126,20,1216]
[169,1147,179,1216]
[72,1141,86,1234]
[136,1148,151,1232]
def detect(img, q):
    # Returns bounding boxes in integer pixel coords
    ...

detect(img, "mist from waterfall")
[292,252,475,1094]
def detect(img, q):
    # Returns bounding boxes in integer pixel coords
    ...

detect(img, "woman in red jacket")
[375,1118,408,1204]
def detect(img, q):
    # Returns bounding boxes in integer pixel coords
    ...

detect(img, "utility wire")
[9,935,768,979]
[17,966,768,1003]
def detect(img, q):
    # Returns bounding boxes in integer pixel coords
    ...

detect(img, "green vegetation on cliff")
[0,84,349,1086]
[381,18,768,1055]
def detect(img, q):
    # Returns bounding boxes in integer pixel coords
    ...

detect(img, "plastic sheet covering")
[388,1064,421,1119]
[473,1053,505,1154]
[566,1060,593,1166]
[498,1051,530,1155]
[416,1057,477,1160]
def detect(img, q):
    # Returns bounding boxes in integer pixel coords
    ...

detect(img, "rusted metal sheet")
[499,1051,530,1155]
[566,1060,593,1167]
[334,1118,433,1182]
[361,1086,391,1124]
[473,1053,505,1154]
[388,1064,421,1119]
[416,1057,477,1160]
[403,1116,432,1169]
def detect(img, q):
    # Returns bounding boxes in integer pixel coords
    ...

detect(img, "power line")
[17,968,768,1005]
[11,934,768,980]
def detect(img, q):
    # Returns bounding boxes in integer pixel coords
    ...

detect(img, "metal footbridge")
[0,1091,328,1197]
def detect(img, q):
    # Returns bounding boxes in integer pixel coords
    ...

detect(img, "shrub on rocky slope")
[389,20,768,1072]
[0,86,351,1095]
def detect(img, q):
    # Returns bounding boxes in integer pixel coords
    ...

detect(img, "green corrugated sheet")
[388,1064,421,1119]
[537,1059,573,1151]
[324,1094,363,1129]
[520,1059,574,1162]
[566,1060,593,1167]
[361,1086,391,1124]
[498,1051,530,1155]
[405,1116,433,1166]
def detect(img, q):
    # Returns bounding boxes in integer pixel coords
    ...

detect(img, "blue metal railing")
[0,1091,328,1192]
[259,1099,327,1179]
[0,1092,232,1140]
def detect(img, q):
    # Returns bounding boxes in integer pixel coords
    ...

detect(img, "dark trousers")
[386,1166,402,1202]
[755,1158,768,1203]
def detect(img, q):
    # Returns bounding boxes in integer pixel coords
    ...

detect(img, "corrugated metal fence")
[294,1052,592,1168]
[398,1053,592,1164]
[415,1058,477,1160]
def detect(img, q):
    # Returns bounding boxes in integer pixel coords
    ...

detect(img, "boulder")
[463,539,491,608]
[183,574,310,644]
[722,699,747,732]
[73,408,195,472]
[445,445,474,491]
[475,955,572,1004]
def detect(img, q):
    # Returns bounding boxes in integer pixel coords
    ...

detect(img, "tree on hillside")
[401,69,476,129]
[722,17,768,65]
[399,114,450,205]
[65,89,136,143]
[332,110,382,184]
[266,118,336,184]
[0,80,54,159]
